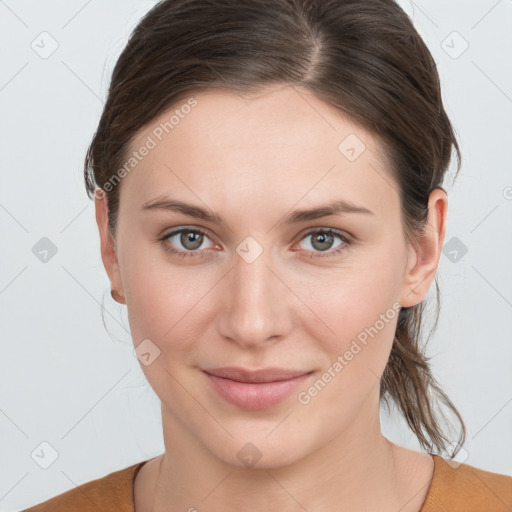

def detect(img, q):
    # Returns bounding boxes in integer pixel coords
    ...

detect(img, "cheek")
[293,252,402,407]
[307,290,398,390]
[120,249,215,352]
[120,255,215,404]
[299,257,402,348]
[294,275,400,432]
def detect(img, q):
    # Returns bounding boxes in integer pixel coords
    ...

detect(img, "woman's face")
[97,85,441,468]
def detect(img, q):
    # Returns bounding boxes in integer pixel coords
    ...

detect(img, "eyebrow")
[141,196,374,226]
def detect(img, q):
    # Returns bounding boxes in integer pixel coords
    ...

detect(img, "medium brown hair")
[84,0,465,456]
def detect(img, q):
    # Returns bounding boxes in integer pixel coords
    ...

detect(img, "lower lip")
[203,371,313,410]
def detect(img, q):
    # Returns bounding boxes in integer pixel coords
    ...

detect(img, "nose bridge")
[217,236,293,347]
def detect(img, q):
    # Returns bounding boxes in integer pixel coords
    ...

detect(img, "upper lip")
[202,367,312,383]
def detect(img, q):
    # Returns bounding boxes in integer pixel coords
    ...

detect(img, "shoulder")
[421,454,512,512]
[22,460,148,512]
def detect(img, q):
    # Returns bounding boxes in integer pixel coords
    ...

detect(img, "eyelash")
[159,227,350,259]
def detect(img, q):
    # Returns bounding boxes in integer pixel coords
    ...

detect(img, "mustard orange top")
[23,454,512,511]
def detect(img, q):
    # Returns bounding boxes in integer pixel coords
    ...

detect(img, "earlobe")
[94,189,126,304]
[399,188,447,308]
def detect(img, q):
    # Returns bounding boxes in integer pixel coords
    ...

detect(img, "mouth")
[202,367,314,410]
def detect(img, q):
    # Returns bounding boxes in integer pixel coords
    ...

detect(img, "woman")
[24,0,512,510]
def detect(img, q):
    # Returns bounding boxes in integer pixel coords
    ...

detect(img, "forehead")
[120,85,399,219]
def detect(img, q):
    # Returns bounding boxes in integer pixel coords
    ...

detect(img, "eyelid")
[297,226,352,241]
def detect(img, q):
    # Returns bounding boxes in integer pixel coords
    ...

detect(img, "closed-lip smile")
[202,366,312,383]
[202,366,314,410]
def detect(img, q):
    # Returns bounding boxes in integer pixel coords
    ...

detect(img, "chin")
[201,423,319,470]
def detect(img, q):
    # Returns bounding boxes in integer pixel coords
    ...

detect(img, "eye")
[160,227,217,258]
[295,228,350,258]
[159,226,350,259]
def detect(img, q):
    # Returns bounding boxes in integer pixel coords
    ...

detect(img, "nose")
[216,241,295,349]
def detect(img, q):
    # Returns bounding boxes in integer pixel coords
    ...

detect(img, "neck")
[143,396,431,512]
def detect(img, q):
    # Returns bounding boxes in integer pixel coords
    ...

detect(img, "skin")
[96,85,446,512]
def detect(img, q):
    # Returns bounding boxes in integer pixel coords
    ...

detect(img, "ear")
[94,189,126,304]
[399,188,447,308]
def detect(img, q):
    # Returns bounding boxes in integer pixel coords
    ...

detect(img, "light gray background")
[1,1,511,510]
